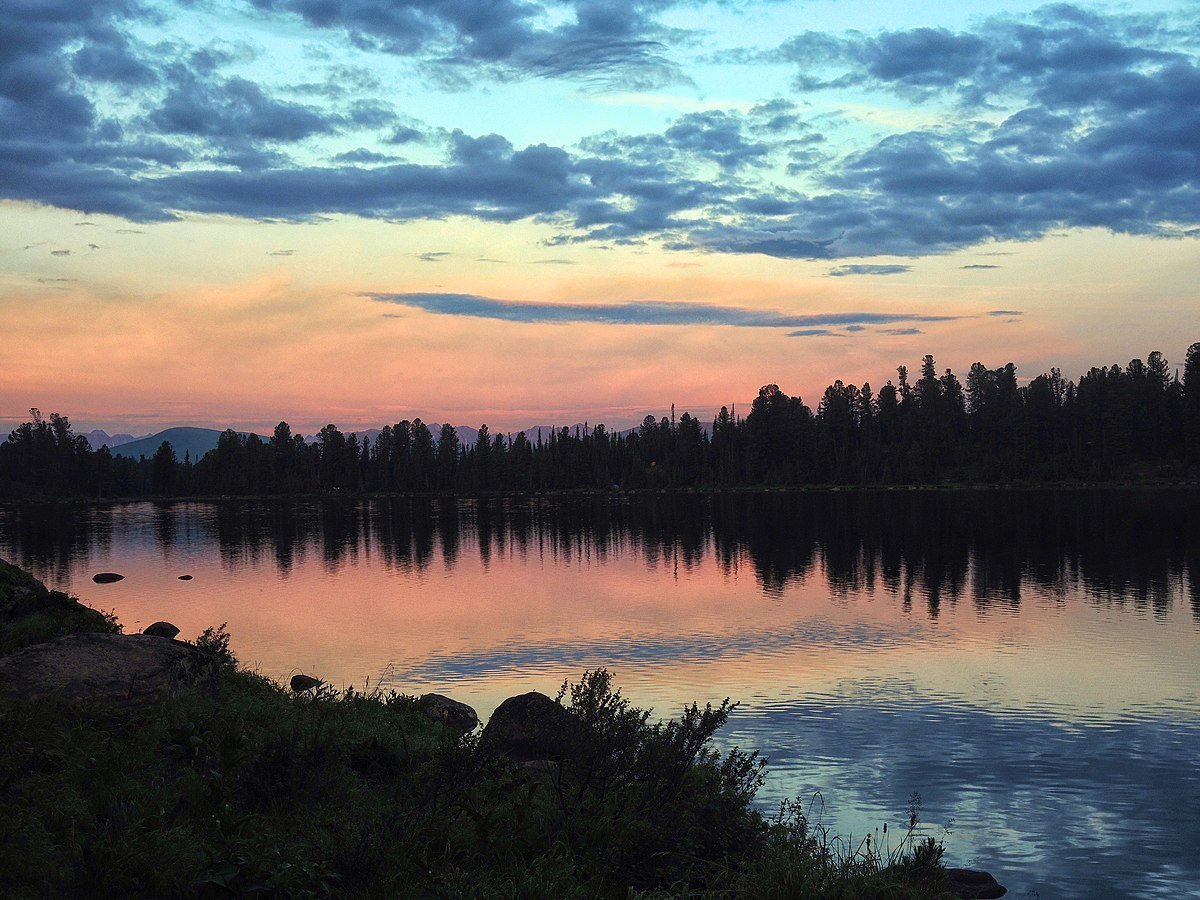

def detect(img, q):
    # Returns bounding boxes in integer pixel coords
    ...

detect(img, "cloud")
[332,148,401,165]
[787,329,844,337]
[250,0,690,89]
[961,264,1000,269]
[417,251,450,262]
[987,309,1023,316]
[4,1,1200,265]
[366,292,958,330]
[149,72,334,144]
[267,249,295,256]
[50,249,70,256]
[879,327,922,335]
[828,264,911,277]
[385,125,424,145]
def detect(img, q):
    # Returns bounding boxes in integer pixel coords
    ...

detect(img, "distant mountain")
[107,415,711,461]
[112,427,245,461]
[82,430,139,450]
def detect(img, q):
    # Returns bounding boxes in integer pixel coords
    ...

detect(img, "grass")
[0,598,952,897]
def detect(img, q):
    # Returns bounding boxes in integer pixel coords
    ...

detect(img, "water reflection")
[3,489,1198,619]
[1,489,1198,899]
[729,689,1200,899]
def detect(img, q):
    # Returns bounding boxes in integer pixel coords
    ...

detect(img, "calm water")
[2,490,1199,898]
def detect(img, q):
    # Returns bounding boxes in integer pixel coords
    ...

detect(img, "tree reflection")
[1,489,1197,620]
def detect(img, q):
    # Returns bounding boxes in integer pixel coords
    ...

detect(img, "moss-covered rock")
[0,558,119,655]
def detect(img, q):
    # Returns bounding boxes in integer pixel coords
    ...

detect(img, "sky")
[2,0,1199,435]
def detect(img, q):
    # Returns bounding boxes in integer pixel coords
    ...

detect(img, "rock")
[479,691,576,762]
[0,633,218,708]
[521,758,560,784]
[418,693,479,732]
[92,573,125,584]
[143,621,181,639]
[945,868,1007,899]
[177,575,193,581]
[2,558,113,651]
[290,674,322,692]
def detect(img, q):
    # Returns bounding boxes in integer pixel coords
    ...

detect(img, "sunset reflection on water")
[2,490,1198,898]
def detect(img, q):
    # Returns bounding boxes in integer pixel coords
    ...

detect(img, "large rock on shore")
[479,691,576,762]
[0,632,218,708]
[418,693,479,732]
[944,868,1007,898]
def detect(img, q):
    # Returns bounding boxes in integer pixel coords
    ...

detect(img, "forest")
[3,344,1199,498]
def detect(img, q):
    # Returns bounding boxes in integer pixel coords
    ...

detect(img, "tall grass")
[0,622,948,898]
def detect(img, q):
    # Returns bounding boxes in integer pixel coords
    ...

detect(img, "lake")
[2,489,1198,898]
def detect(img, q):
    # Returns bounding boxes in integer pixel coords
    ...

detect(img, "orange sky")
[4,203,1197,435]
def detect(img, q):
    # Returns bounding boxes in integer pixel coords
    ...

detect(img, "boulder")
[418,693,479,732]
[479,691,576,762]
[1,558,113,652]
[944,868,1007,899]
[0,633,218,708]
[521,758,560,784]
[290,674,322,692]
[143,621,181,639]
[92,573,125,584]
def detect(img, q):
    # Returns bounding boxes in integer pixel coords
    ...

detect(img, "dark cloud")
[987,309,1023,316]
[417,251,450,262]
[385,125,424,145]
[828,264,911,277]
[150,72,334,142]
[71,26,157,85]
[365,292,957,330]
[267,249,294,256]
[50,249,70,256]
[777,6,1175,106]
[962,264,1000,269]
[332,148,401,164]
[4,1,1200,265]
[145,132,587,223]
[249,0,691,89]
[787,329,844,337]
[880,327,922,335]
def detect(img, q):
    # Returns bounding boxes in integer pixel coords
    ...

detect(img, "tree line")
[3,343,1199,498]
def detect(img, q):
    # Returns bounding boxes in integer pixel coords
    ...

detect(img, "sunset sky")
[3,0,1199,435]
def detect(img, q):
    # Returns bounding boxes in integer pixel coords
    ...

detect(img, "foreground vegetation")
[0,587,951,897]
[3,344,1199,499]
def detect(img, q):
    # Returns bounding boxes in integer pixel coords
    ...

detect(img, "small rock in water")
[418,693,479,732]
[290,674,322,692]
[177,575,193,581]
[92,572,124,584]
[944,868,1007,899]
[142,621,181,639]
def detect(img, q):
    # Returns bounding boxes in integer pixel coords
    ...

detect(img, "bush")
[0,649,946,898]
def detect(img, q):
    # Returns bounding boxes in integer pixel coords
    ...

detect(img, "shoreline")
[0,557,1006,898]
[3,478,1199,506]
